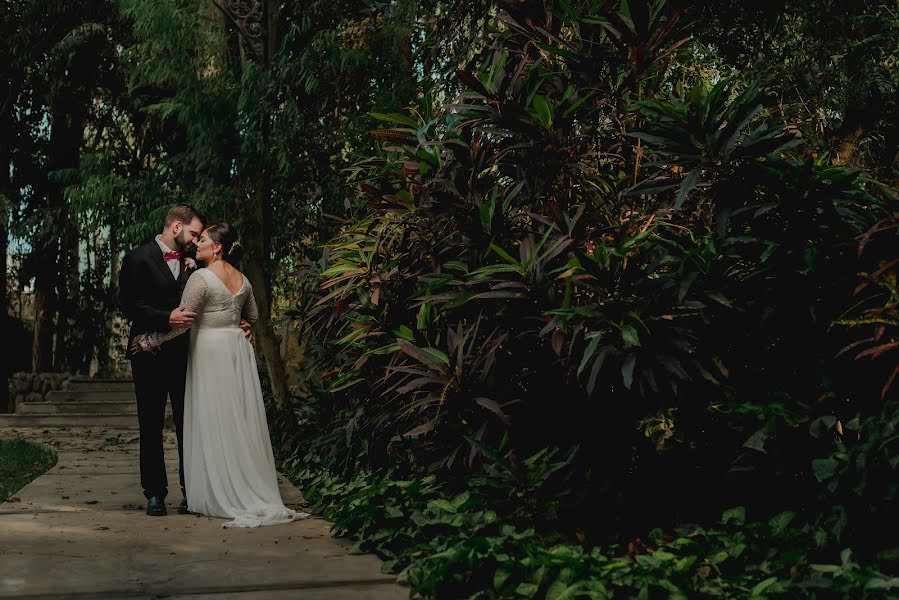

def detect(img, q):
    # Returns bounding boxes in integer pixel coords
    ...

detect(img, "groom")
[119,204,204,516]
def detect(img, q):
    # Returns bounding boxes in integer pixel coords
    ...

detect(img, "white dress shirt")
[155,235,181,280]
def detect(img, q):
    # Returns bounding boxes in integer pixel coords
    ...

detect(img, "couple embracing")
[119,204,306,528]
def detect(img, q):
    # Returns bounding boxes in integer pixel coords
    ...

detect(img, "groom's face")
[174,217,204,251]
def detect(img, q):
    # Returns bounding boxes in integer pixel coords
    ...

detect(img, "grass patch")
[0,438,57,502]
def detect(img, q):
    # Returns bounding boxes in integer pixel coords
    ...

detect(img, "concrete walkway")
[0,426,408,600]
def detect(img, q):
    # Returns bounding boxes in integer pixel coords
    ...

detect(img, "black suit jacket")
[119,240,192,349]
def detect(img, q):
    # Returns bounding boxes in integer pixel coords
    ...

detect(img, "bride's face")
[195,231,222,263]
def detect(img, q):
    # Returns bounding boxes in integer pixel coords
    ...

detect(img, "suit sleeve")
[119,251,173,333]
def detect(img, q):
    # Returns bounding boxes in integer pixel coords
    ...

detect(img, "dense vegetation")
[3,0,898,597]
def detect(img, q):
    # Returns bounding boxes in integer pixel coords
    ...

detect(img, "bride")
[132,222,307,528]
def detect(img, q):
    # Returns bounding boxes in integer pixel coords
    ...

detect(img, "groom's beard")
[173,231,192,253]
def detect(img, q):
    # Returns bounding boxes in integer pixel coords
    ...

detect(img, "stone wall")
[9,373,71,411]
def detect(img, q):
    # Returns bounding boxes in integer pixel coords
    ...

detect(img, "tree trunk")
[240,214,289,408]
[832,105,872,167]
[32,247,57,372]
[30,153,59,373]
[54,230,78,371]
[1,208,6,313]
[0,139,9,410]
[36,73,86,373]
[229,0,289,408]
[97,225,118,376]
[61,228,83,373]
[834,125,864,166]
[395,27,415,106]
[0,143,9,317]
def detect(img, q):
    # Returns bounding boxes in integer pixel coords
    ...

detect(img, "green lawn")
[0,438,56,503]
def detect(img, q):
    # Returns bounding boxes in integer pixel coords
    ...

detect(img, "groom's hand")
[169,306,197,328]
[239,320,253,341]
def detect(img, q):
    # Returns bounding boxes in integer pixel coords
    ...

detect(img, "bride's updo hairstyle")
[205,222,243,266]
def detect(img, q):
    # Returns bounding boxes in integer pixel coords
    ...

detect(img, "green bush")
[284,453,899,599]
[276,0,898,597]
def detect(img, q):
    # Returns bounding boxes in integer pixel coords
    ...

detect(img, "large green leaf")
[397,339,451,371]
[620,324,641,347]
[370,112,420,128]
[532,95,554,128]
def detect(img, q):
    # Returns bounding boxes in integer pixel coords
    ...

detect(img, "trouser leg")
[167,350,188,498]
[131,352,168,499]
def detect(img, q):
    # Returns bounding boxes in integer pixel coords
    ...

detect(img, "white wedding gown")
[150,268,307,528]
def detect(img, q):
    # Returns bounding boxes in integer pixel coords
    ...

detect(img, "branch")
[209,0,263,64]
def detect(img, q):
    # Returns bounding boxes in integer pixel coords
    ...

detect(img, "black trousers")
[130,337,188,500]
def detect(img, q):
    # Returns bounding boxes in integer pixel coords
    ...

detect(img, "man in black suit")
[119,204,204,516]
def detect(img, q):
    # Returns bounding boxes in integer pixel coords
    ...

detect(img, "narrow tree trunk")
[242,0,289,408]
[241,223,289,408]
[93,224,106,375]
[1,48,12,324]
[102,237,120,376]
[1,209,7,312]
[30,160,59,373]
[395,27,415,106]
[0,144,10,410]
[214,0,289,407]
[32,246,57,372]
[38,75,86,374]
[53,279,66,368]
[832,106,871,167]
[0,148,9,317]
[53,235,70,371]
[61,229,83,373]
[238,150,289,407]
[834,125,864,166]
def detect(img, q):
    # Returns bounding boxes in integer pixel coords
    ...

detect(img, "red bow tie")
[162,251,183,261]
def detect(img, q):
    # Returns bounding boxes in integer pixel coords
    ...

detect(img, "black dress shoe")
[178,499,189,514]
[146,496,167,516]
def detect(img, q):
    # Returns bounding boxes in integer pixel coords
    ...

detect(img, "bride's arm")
[140,272,208,349]
[242,282,259,324]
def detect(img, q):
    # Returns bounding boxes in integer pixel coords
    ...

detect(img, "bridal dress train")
[148,268,307,528]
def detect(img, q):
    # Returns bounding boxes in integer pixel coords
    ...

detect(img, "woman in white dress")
[132,223,307,528]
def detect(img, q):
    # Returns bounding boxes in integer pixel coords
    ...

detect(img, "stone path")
[0,426,408,600]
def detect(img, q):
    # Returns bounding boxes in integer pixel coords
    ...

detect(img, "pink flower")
[184,257,197,270]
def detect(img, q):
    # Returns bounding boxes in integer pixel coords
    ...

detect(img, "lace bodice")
[148,268,259,346]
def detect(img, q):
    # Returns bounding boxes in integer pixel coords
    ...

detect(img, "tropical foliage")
[273,0,898,597]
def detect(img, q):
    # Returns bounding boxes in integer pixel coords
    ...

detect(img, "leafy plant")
[291,0,891,539]
[629,78,802,207]
[276,1,898,596]
[835,214,899,400]
[285,456,899,599]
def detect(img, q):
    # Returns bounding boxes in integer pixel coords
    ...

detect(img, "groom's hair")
[164,203,204,227]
